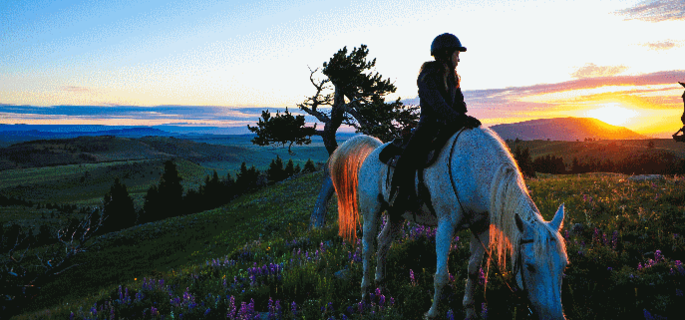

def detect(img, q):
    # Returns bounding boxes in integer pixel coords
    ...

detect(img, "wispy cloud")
[571,63,628,79]
[61,86,91,93]
[642,40,681,50]
[0,105,310,128]
[615,0,685,22]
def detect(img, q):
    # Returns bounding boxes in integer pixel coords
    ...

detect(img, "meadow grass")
[11,172,685,319]
[0,158,211,208]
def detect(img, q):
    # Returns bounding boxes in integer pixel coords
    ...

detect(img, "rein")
[447,128,535,317]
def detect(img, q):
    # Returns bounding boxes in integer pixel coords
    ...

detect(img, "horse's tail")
[329,134,382,242]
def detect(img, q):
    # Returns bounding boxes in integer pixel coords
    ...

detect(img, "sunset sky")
[2,0,684,137]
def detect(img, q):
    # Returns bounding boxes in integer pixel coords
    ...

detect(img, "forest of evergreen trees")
[100,157,319,233]
[512,145,685,178]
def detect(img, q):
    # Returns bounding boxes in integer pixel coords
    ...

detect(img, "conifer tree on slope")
[248,45,419,227]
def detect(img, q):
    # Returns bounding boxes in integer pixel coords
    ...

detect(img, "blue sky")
[2,0,684,136]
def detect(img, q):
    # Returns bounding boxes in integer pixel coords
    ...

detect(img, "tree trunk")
[310,88,345,228]
[310,166,335,228]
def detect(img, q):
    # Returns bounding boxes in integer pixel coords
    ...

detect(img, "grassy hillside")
[507,138,685,166]
[12,171,685,320]
[0,159,208,208]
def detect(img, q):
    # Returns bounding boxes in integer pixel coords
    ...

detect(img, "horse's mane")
[481,129,567,271]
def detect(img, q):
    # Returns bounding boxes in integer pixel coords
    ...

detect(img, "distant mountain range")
[489,117,646,141]
[1,117,645,147]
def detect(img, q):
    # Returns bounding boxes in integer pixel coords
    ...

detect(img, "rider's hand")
[464,115,481,128]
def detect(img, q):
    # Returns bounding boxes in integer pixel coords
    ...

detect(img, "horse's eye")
[526,264,536,273]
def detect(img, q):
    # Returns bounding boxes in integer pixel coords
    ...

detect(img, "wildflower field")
[13,172,685,320]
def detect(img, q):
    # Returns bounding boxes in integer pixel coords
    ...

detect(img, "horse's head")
[514,204,568,320]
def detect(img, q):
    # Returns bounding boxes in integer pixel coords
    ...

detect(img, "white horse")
[329,127,568,319]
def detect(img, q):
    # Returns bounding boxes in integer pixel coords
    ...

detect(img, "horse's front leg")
[375,213,404,291]
[361,206,381,300]
[464,230,488,320]
[425,219,455,319]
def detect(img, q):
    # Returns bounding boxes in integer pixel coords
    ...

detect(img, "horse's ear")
[515,214,525,232]
[549,204,565,232]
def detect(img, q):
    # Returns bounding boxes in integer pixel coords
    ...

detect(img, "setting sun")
[585,104,639,127]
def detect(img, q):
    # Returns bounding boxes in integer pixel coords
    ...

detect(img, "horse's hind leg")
[426,219,456,319]
[375,213,404,291]
[361,199,383,300]
[463,230,488,320]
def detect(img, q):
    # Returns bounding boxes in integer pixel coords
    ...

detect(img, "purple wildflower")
[607,267,613,271]
[204,308,210,316]
[481,303,488,319]
[446,309,455,320]
[478,267,486,285]
[655,250,663,262]
[410,269,416,285]
[291,301,297,317]
[677,289,683,297]
[227,295,236,319]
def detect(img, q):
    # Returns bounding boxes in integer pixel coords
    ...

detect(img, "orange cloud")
[571,63,627,79]
[461,70,685,137]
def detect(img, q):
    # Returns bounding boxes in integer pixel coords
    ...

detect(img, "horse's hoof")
[424,310,439,319]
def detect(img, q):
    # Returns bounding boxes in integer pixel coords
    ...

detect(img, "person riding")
[673,82,685,140]
[389,33,481,209]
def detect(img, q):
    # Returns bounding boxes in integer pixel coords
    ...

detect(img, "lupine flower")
[409,269,416,286]
[446,309,455,320]
[227,295,237,319]
[291,301,297,317]
[655,250,663,262]
[677,289,683,297]
[481,303,488,319]
[478,267,486,285]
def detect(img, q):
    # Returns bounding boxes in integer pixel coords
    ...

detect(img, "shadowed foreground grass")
[14,172,685,319]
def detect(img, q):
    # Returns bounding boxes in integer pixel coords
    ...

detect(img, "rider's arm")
[417,71,464,123]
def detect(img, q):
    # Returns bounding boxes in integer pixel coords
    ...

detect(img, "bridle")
[448,128,536,318]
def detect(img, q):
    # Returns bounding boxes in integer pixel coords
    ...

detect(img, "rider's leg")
[390,121,437,206]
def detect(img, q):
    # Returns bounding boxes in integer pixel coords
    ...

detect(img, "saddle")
[379,124,464,168]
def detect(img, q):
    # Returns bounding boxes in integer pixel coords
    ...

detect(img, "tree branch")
[298,66,333,123]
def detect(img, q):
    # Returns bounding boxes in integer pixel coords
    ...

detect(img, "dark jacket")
[417,61,467,125]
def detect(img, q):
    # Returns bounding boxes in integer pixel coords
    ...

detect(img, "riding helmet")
[430,33,467,56]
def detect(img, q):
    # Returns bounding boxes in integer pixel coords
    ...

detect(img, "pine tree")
[284,159,296,177]
[236,162,261,192]
[303,159,317,173]
[142,160,184,222]
[248,45,419,227]
[267,156,286,182]
[513,146,536,178]
[102,178,137,232]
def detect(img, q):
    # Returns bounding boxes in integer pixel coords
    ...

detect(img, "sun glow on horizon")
[585,104,639,126]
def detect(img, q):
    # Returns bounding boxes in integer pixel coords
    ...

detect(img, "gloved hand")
[464,115,481,128]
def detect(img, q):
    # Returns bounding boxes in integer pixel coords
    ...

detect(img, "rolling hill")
[0,136,247,171]
[489,117,646,141]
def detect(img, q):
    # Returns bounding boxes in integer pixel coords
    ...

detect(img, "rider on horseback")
[389,33,481,209]
[673,82,685,142]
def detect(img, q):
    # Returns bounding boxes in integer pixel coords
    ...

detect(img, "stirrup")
[388,186,401,207]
